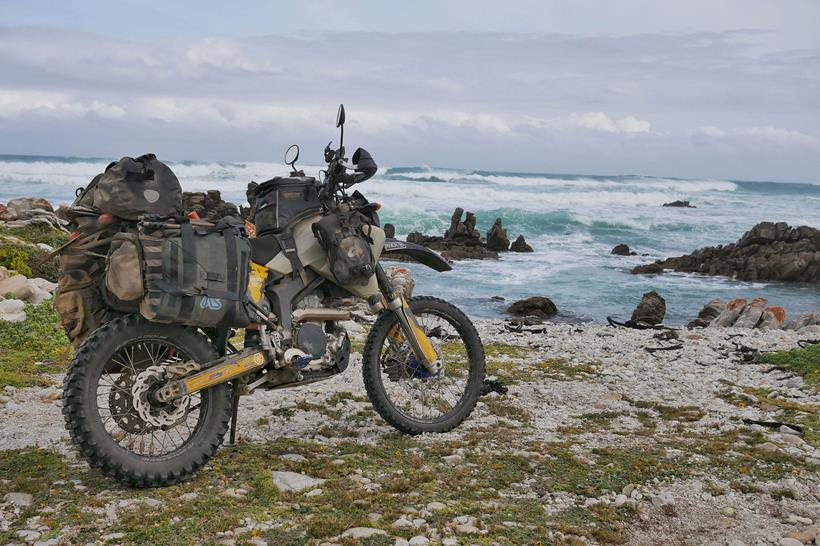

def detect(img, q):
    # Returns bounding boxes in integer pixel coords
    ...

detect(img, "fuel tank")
[264,213,385,298]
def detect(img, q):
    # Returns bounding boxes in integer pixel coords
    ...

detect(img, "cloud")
[564,112,651,134]
[691,125,819,148]
[0,27,817,180]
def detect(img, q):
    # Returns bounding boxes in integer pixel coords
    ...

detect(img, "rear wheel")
[362,297,485,434]
[62,314,231,487]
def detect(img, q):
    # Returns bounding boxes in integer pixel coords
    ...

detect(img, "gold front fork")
[387,296,440,373]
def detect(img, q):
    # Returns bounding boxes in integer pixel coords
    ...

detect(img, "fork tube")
[375,266,440,372]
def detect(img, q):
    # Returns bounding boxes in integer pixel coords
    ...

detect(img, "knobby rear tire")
[62,314,231,488]
[362,296,485,435]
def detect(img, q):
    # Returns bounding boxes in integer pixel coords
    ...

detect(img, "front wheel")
[362,296,485,434]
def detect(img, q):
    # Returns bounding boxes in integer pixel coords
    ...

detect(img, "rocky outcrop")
[510,235,533,253]
[632,222,820,283]
[662,200,695,208]
[688,297,813,331]
[0,198,68,230]
[611,244,636,256]
[486,218,510,251]
[407,208,498,261]
[182,190,241,222]
[507,296,557,319]
[630,291,666,325]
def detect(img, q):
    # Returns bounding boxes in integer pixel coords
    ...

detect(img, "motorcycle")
[62,105,486,487]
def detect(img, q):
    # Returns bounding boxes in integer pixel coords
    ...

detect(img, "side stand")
[227,383,240,447]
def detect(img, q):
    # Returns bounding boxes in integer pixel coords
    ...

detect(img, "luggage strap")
[273,230,309,285]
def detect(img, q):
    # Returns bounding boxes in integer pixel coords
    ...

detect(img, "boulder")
[784,312,820,331]
[711,298,748,327]
[662,200,695,208]
[486,218,510,251]
[510,235,533,252]
[630,291,666,325]
[733,296,768,328]
[507,296,557,319]
[757,306,786,329]
[611,244,636,256]
[383,223,396,238]
[270,471,325,493]
[0,299,26,322]
[0,266,10,281]
[6,197,54,219]
[28,278,58,293]
[687,299,727,328]
[27,287,52,305]
[631,222,820,283]
[0,203,11,221]
[0,275,34,300]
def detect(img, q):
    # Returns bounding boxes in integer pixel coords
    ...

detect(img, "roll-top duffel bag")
[131,219,253,328]
[251,177,321,235]
[88,154,182,221]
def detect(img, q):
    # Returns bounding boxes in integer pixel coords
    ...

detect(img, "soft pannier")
[251,177,321,235]
[312,211,375,286]
[54,235,125,346]
[136,219,253,328]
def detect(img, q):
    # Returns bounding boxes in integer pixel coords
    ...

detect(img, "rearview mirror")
[336,104,345,128]
[284,144,299,167]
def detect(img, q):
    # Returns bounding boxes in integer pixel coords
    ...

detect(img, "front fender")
[381,238,452,272]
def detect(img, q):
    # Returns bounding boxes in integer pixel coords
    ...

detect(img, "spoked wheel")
[363,296,485,434]
[63,315,231,487]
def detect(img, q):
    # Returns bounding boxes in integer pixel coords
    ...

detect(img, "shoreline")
[1,319,817,544]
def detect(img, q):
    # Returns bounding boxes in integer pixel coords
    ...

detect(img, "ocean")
[1,154,818,324]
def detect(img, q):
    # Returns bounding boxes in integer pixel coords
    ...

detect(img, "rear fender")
[381,238,452,272]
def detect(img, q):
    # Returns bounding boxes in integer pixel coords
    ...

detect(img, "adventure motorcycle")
[62,105,486,487]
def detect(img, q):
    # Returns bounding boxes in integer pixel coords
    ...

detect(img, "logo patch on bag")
[143,189,160,203]
[200,296,223,311]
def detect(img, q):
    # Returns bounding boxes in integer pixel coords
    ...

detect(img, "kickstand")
[227,383,240,447]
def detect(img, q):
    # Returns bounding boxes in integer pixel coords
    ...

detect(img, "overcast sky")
[0,0,818,182]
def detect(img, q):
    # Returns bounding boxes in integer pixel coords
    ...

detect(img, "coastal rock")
[0,275,34,301]
[486,218,510,251]
[182,190,240,222]
[510,235,533,252]
[270,471,325,493]
[662,200,695,208]
[711,298,747,327]
[383,223,396,238]
[758,306,787,329]
[632,222,820,283]
[6,197,54,219]
[733,297,768,328]
[630,291,666,325]
[507,296,557,319]
[687,299,726,328]
[407,208,498,260]
[611,244,636,256]
[784,312,820,331]
[445,208,480,240]
[0,204,11,221]
[341,527,388,539]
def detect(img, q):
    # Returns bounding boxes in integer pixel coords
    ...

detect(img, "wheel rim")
[377,309,474,424]
[94,338,208,458]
